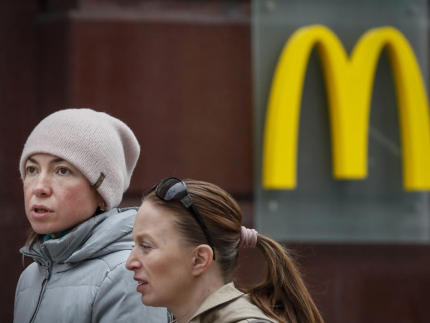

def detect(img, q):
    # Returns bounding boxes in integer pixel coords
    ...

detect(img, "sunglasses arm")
[181,195,193,208]
[183,199,216,260]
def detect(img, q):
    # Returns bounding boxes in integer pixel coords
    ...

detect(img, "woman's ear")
[191,245,214,276]
[97,194,106,211]
[99,201,106,212]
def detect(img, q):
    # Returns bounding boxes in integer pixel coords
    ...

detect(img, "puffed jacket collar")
[20,207,136,267]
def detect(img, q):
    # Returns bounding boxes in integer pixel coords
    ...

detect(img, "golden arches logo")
[262,25,430,190]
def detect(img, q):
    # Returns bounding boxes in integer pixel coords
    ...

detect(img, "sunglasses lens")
[157,178,187,201]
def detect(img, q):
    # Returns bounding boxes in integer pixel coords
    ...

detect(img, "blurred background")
[1,0,430,322]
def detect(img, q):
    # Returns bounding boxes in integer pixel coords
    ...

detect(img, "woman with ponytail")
[127,178,324,323]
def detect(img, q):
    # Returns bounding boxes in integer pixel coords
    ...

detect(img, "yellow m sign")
[263,25,430,191]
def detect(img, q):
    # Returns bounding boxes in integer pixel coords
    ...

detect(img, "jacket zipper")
[28,247,53,323]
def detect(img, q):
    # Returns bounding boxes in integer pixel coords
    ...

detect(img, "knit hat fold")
[20,108,140,210]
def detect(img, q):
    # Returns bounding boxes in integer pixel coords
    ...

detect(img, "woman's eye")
[57,167,71,175]
[26,166,38,175]
[140,244,151,250]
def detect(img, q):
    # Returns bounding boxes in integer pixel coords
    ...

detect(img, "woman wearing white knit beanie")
[14,109,167,323]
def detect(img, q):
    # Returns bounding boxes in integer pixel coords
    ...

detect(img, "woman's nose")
[32,174,53,197]
[126,248,141,271]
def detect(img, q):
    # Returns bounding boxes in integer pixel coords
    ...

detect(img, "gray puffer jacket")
[14,207,167,323]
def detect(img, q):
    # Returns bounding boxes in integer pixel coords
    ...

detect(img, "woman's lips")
[137,282,148,293]
[135,278,149,292]
[31,205,53,219]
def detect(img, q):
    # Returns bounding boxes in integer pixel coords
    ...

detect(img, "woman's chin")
[30,224,59,236]
[141,296,162,308]
[31,227,51,235]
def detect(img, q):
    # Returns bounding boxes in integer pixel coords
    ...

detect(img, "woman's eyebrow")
[27,157,65,164]
[50,157,65,164]
[27,157,38,164]
[133,232,151,241]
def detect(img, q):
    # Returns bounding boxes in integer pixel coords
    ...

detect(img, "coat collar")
[20,207,136,265]
[188,283,243,321]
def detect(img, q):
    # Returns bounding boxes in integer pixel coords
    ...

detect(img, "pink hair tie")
[240,226,258,248]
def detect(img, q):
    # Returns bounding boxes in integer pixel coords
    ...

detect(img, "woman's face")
[23,153,102,236]
[126,201,195,308]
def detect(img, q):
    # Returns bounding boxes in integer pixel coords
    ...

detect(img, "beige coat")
[174,283,277,323]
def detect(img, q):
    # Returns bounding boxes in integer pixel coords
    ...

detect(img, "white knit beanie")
[19,108,140,210]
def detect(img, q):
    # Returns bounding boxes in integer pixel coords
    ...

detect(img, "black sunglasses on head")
[151,177,215,260]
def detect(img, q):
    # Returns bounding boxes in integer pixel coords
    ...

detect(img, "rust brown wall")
[1,1,430,322]
[0,1,41,322]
